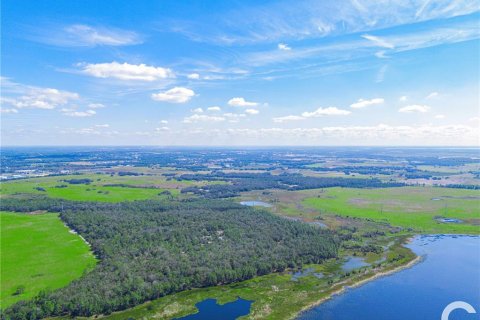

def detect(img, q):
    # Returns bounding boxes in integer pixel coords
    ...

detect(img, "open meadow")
[1,212,96,308]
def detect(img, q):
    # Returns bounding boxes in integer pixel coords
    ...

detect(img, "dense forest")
[1,197,339,319]
[180,172,405,198]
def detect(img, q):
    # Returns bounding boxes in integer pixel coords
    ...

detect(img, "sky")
[1,0,479,146]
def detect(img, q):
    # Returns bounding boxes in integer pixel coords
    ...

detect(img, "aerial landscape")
[1,1,479,320]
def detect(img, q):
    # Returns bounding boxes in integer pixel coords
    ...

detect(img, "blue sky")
[1,0,479,146]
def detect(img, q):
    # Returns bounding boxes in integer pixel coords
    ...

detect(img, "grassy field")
[1,211,96,308]
[0,174,182,202]
[303,187,480,234]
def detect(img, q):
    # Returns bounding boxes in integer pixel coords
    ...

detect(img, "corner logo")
[442,301,477,320]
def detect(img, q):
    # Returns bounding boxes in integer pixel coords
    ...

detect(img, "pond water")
[291,267,324,281]
[341,256,370,272]
[298,235,480,320]
[437,218,463,223]
[239,200,272,207]
[175,298,252,320]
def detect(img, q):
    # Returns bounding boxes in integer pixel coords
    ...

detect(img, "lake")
[239,200,272,207]
[175,298,252,320]
[298,235,480,320]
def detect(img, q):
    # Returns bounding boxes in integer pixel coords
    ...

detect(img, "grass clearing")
[303,187,480,234]
[1,211,96,308]
[0,174,181,202]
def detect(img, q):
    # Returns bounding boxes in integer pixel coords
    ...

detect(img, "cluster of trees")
[62,178,93,185]
[180,172,404,198]
[2,197,339,319]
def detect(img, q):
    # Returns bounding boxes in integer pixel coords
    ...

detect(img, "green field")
[0,174,182,202]
[1,212,96,308]
[303,187,480,234]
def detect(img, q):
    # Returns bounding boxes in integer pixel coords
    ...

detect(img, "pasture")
[0,174,182,202]
[1,211,96,308]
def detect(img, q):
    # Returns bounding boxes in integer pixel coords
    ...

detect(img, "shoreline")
[292,251,423,319]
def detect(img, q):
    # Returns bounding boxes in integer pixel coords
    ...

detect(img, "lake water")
[239,200,272,207]
[175,298,252,320]
[298,235,480,320]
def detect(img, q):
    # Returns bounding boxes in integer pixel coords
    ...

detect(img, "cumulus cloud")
[160,120,169,124]
[88,103,105,109]
[245,108,259,115]
[151,87,195,103]
[192,107,204,113]
[350,98,384,109]
[94,124,110,128]
[399,96,408,102]
[62,109,96,117]
[183,114,225,123]
[278,43,291,51]
[435,114,446,119]
[228,97,259,107]
[0,107,19,114]
[156,126,170,131]
[272,115,305,123]
[1,88,79,109]
[187,73,200,79]
[207,106,221,112]
[399,104,430,113]
[223,113,246,123]
[81,62,174,81]
[302,107,351,117]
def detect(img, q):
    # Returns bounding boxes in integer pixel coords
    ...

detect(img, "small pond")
[239,201,272,207]
[291,267,324,281]
[341,256,370,272]
[175,298,252,320]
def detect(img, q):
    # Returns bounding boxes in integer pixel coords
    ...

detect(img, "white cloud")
[361,34,395,49]
[245,108,259,115]
[374,50,388,59]
[88,103,105,109]
[399,96,408,102]
[223,113,246,123]
[183,114,225,123]
[435,114,446,119]
[228,97,259,107]
[160,120,169,124]
[151,87,195,103]
[31,24,142,47]
[0,107,19,114]
[350,98,384,109]
[94,124,110,128]
[399,104,431,113]
[207,106,221,112]
[302,107,351,117]
[1,88,79,109]
[192,107,204,113]
[223,113,246,118]
[278,43,291,51]
[187,73,200,79]
[273,115,305,123]
[156,126,170,131]
[81,62,174,81]
[62,109,96,117]
[426,92,439,99]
